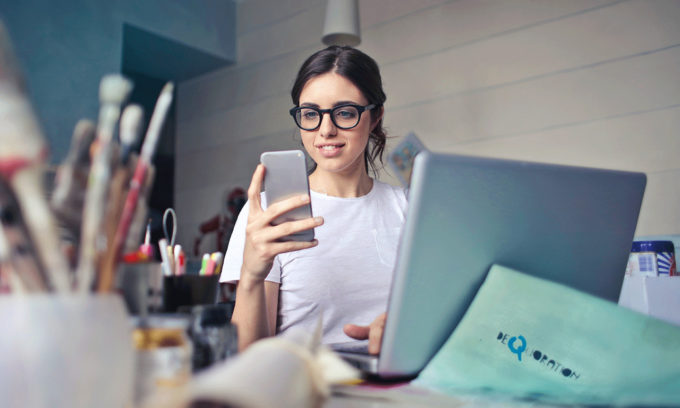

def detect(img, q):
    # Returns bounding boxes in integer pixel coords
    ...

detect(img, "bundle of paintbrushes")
[0,22,174,294]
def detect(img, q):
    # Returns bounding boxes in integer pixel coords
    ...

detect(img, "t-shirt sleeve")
[219,197,282,284]
[391,183,409,215]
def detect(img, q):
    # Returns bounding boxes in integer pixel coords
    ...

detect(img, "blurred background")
[1,0,678,254]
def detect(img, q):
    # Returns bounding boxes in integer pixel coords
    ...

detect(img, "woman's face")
[298,72,377,176]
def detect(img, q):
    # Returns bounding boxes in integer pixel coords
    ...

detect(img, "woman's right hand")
[240,164,323,283]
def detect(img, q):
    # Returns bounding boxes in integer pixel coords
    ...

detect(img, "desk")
[327,384,562,408]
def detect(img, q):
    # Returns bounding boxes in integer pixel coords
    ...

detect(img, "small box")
[618,275,680,327]
[626,240,676,276]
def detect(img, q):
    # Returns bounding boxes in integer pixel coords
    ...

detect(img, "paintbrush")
[0,226,27,293]
[97,83,173,293]
[99,105,144,272]
[0,227,11,292]
[118,104,143,165]
[51,119,96,248]
[75,74,132,293]
[123,164,155,255]
[0,175,49,292]
[0,22,71,292]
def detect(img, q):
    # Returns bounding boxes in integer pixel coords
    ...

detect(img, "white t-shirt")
[220,180,408,344]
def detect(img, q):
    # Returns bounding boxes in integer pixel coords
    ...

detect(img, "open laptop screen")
[374,151,645,378]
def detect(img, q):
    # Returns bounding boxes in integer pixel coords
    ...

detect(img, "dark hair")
[291,46,387,176]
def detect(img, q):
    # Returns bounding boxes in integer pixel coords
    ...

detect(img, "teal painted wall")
[0,0,236,162]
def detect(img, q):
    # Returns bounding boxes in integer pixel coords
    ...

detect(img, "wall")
[0,0,236,162]
[175,0,680,250]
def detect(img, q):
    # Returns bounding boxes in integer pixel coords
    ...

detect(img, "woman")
[221,46,407,353]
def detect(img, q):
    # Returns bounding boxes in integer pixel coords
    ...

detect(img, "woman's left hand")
[343,313,387,355]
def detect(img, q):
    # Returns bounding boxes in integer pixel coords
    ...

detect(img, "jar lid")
[130,314,191,329]
[631,240,675,253]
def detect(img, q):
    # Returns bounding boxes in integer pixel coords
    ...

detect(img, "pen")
[139,219,153,259]
[166,245,175,274]
[158,238,173,277]
[211,252,224,277]
[204,256,216,276]
[200,253,210,275]
[174,244,185,276]
[179,248,185,276]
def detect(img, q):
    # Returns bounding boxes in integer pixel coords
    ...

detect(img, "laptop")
[337,150,646,379]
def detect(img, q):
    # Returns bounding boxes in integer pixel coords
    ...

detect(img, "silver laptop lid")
[377,151,646,378]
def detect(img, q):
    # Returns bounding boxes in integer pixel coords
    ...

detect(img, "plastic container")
[162,274,220,312]
[0,295,133,408]
[116,262,164,315]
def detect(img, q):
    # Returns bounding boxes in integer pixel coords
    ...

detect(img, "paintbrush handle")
[11,169,72,292]
[139,83,174,163]
[96,83,172,292]
[0,175,51,292]
[96,161,146,293]
[75,141,113,292]
[75,75,132,292]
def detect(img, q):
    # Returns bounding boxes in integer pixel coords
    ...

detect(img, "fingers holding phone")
[246,163,319,233]
[241,153,322,281]
[246,164,266,216]
[263,197,323,238]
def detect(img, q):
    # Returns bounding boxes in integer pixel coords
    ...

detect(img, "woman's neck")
[309,167,373,198]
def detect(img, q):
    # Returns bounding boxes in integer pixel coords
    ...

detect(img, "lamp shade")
[322,0,361,46]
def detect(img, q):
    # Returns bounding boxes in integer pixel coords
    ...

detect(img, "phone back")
[260,150,314,241]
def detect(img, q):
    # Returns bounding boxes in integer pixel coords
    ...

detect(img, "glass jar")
[131,315,192,405]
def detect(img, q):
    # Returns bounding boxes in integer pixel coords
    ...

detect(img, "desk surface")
[327,384,562,408]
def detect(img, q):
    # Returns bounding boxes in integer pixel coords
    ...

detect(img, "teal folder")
[414,264,680,406]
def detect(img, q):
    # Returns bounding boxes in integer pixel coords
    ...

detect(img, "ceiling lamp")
[322,0,361,47]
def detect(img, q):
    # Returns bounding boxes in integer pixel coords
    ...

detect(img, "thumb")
[343,323,370,340]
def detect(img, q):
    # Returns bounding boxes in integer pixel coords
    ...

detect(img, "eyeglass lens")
[297,106,362,130]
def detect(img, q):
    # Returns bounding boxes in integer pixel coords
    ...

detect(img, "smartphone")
[260,150,315,242]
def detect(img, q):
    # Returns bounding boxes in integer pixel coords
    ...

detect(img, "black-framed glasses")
[289,103,375,130]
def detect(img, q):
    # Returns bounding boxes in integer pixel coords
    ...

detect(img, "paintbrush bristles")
[120,105,143,146]
[140,82,174,162]
[50,119,96,242]
[99,74,134,106]
[0,86,47,160]
[0,25,45,160]
[96,75,133,146]
[71,120,96,164]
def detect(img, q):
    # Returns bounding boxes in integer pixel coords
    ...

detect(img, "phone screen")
[260,150,315,242]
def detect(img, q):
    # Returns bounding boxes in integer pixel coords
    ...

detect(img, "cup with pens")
[156,208,223,313]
